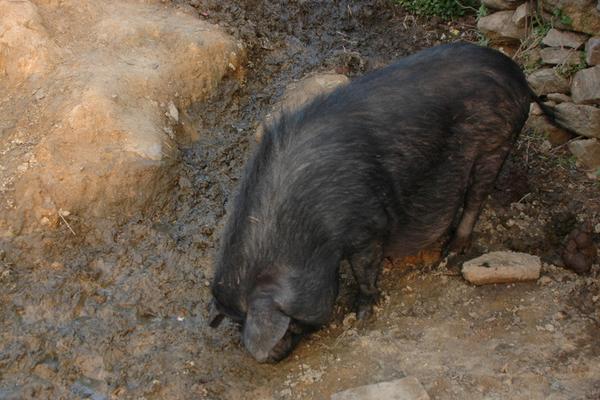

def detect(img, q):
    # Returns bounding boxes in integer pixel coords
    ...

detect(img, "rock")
[586,37,600,65]
[512,3,531,27]
[481,0,522,10]
[0,1,60,84]
[331,376,430,400]
[540,47,583,66]
[546,93,572,103]
[542,0,600,36]
[477,11,526,42]
[0,0,244,236]
[527,68,570,95]
[255,73,349,142]
[462,251,542,285]
[542,28,588,49]
[525,113,574,145]
[523,48,542,71]
[571,66,600,104]
[530,102,544,116]
[568,138,600,172]
[554,102,600,138]
[561,224,598,274]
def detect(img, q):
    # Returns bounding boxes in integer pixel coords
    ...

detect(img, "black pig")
[210,42,537,362]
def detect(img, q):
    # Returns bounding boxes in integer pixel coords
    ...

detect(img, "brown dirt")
[1,1,599,399]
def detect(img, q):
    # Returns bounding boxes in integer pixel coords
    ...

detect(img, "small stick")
[59,213,76,236]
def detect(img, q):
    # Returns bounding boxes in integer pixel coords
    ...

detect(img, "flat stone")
[542,28,588,49]
[540,47,583,65]
[481,0,523,10]
[571,66,600,105]
[568,138,600,172]
[331,377,430,400]
[462,251,541,285]
[527,68,570,95]
[255,73,349,142]
[477,11,526,42]
[546,93,572,103]
[586,37,600,65]
[554,102,600,138]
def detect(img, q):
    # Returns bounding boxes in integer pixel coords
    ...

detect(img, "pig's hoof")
[445,235,471,256]
[357,304,373,321]
[355,295,377,321]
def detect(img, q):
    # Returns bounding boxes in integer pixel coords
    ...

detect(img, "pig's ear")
[242,296,290,362]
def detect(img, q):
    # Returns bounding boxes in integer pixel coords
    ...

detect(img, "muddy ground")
[1,1,599,399]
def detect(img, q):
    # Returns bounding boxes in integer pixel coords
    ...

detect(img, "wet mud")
[1,1,599,399]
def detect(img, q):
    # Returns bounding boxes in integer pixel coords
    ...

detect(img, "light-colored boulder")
[554,102,600,138]
[462,251,541,285]
[255,73,349,142]
[540,47,583,65]
[0,0,244,236]
[331,376,430,400]
[477,11,526,42]
[542,28,588,49]
[527,68,570,95]
[571,66,600,104]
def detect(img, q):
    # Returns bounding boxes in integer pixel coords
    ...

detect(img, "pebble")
[167,100,179,122]
[538,276,553,286]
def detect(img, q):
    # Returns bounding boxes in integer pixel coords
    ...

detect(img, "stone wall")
[478,0,600,178]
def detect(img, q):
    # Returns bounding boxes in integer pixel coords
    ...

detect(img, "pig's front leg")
[349,240,384,320]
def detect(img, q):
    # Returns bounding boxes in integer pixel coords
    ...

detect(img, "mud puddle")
[1,1,599,399]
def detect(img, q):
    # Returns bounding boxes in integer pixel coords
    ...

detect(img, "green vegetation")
[394,0,479,19]
[476,3,488,19]
[556,55,587,78]
[552,8,573,26]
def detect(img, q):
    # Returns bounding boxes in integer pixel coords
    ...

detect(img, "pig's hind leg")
[349,240,385,320]
[446,142,514,255]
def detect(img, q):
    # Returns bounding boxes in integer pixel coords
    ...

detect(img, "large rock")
[462,251,541,285]
[255,73,349,142]
[541,28,588,49]
[527,68,570,95]
[540,47,583,65]
[525,113,574,145]
[571,66,600,104]
[477,11,526,42]
[554,102,600,138]
[331,377,430,400]
[586,37,600,65]
[0,0,244,236]
[542,0,600,36]
[568,138,600,173]
[481,0,523,10]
